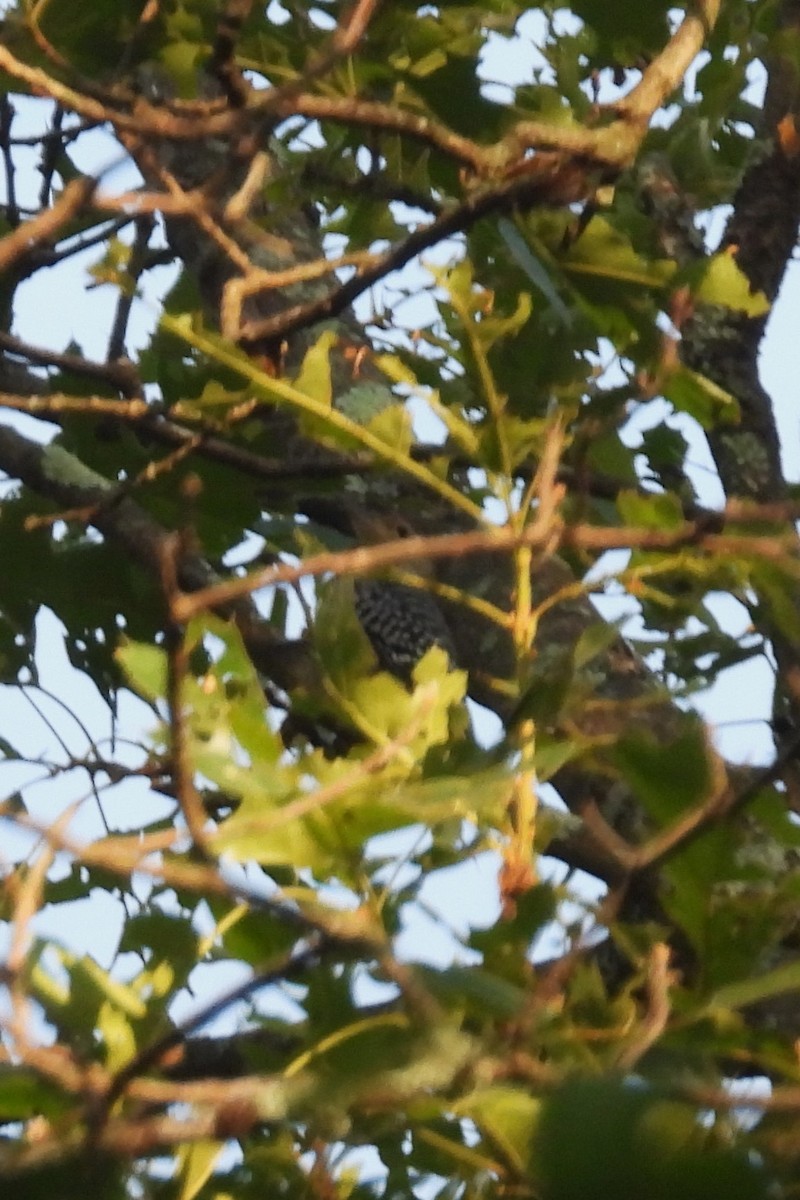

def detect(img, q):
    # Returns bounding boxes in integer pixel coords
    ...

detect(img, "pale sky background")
[0,7,796,1038]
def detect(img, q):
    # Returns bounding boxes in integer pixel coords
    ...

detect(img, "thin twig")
[6,805,77,1054]
[106,215,156,362]
[159,533,210,855]
[38,103,65,208]
[0,391,148,418]
[614,943,673,1070]
[208,0,255,107]
[0,95,19,227]
[173,507,800,625]
[0,175,96,273]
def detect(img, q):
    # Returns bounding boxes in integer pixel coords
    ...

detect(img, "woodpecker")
[348,511,457,683]
[354,577,457,682]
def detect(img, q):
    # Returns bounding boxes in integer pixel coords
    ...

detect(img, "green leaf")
[208,902,300,966]
[498,218,572,327]
[454,1086,540,1171]
[481,413,548,471]
[612,717,713,822]
[470,882,559,958]
[294,329,337,407]
[97,1001,137,1072]
[176,1140,227,1200]
[564,216,675,289]
[573,620,627,670]
[616,489,685,530]
[119,911,199,981]
[569,0,673,62]
[691,252,770,316]
[364,402,414,456]
[707,959,800,1013]
[586,427,640,484]
[211,804,322,868]
[419,964,527,1019]
[71,955,148,1020]
[665,362,740,427]
[749,559,800,643]
[533,734,582,781]
[337,381,394,422]
[115,639,167,703]
[31,0,149,77]
[534,1078,769,1200]
[315,575,379,684]
[188,378,250,412]
[0,1066,72,1120]
[404,46,506,140]
[380,764,514,827]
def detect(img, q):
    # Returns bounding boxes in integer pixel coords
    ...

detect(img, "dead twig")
[173,508,800,625]
[0,176,96,273]
[159,531,210,856]
[614,943,674,1070]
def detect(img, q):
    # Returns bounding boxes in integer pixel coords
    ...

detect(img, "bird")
[354,576,457,681]
[349,512,457,683]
